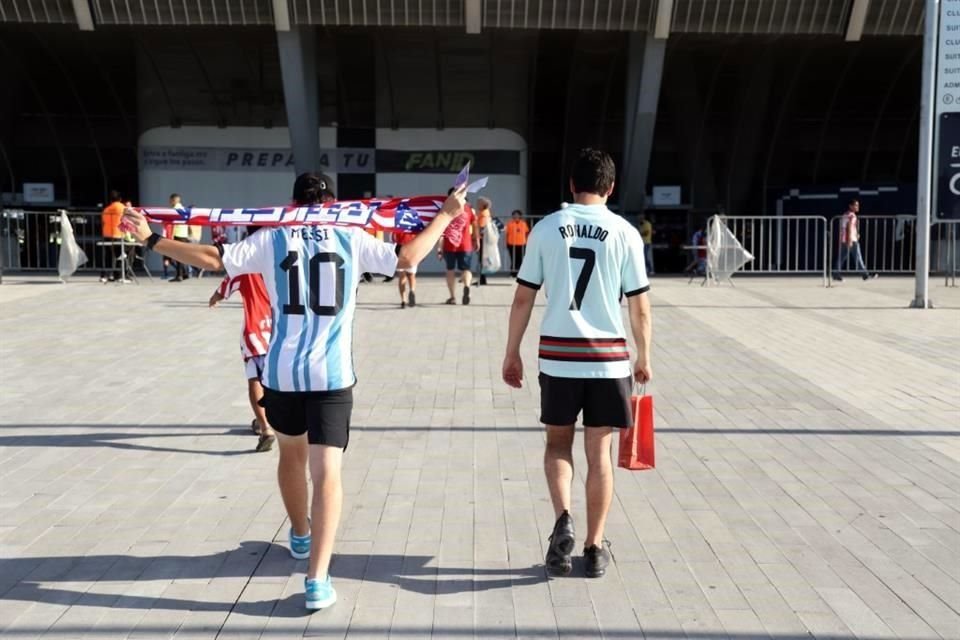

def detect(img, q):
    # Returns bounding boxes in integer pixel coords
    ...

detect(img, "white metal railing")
[716,215,830,285]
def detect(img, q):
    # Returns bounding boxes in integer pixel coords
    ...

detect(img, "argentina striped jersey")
[221,226,398,392]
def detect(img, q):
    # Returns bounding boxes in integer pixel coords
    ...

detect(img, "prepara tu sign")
[140,147,375,174]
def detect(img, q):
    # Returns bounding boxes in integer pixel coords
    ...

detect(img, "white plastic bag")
[58,212,87,280]
[707,215,753,282]
[481,221,502,274]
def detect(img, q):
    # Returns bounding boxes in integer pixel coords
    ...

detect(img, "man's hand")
[634,358,652,385]
[502,352,524,389]
[209,291,224,308]
[121,207,152,242]
[440,185,467,218]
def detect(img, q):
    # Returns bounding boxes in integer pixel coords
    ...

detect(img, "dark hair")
[570,148,616,196]
[511,209,522,217]
[292,173,327,205]
[849,199,859,207]
[169,193,180,200]
[108,190,121,202]
[447,187,456,196]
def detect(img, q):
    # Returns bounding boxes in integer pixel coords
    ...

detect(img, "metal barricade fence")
[716,215,829,284]
[827,215,958,283]
[827,215,918,276]
[2,207,953,285]
[529,212,830,283]
[933,220,959,286]
[1,208,117,273]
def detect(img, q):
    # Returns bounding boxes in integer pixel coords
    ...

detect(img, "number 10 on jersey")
[280,251,345,316]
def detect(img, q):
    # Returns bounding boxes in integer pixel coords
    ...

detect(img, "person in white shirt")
[502,148,652,579]
[122,174,467,611]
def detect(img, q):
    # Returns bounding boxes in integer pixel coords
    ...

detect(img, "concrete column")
[622,33,666,214]
[277,27,320,174]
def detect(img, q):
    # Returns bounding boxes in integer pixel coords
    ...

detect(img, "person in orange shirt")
[505,209,530,277]
[100,190,124,283]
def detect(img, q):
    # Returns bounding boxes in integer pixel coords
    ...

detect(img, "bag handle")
[631,382,645,432]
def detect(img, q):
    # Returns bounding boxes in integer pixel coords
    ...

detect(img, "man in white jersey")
[502,148,652,579]
[122,174,467,610]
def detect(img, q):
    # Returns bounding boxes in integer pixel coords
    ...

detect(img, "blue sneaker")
[289,526,311,560]
[305,576,337,610]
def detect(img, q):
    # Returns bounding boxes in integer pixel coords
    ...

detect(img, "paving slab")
[0,273,958,639]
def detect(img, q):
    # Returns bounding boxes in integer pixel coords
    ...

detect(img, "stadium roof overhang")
[0,0,924,37]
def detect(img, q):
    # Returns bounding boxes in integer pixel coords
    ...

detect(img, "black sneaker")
[583,541,611,578]
[408,291,416,307]
[545,511,575,576]
[462,285,471,306]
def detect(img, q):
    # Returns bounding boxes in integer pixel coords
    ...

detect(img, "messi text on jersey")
[290,227,331,242]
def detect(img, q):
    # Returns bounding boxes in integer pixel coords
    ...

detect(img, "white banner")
[139,146,375,174]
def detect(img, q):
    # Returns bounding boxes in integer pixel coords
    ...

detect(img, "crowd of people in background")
[95,187,641,295]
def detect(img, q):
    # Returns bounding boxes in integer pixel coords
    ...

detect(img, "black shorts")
[259,386,353,449]
[538,373,633,428]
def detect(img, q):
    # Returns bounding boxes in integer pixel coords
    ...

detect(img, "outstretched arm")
[122,208,223,272]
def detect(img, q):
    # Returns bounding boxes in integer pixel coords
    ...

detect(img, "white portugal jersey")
[516,203,649,379]
[221,226,398,392]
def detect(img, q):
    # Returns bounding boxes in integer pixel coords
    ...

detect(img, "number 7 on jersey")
[569,247,595,311]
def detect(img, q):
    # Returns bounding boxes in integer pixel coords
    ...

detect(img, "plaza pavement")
[0,272,958,639]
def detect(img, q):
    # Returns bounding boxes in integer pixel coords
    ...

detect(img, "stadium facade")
[1,1,924,233]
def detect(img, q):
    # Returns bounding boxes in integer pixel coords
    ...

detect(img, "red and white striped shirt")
[216,274,272,360]
[839,211,859,244]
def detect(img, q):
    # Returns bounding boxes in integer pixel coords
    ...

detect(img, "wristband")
[146,232,162,250]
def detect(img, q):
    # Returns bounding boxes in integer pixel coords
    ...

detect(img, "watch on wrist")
[146,232,162,250]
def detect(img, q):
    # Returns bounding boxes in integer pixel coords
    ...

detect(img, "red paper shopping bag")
[618,387,655,470]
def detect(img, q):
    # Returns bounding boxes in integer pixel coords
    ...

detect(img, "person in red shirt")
[209,253,277,452]
[437,188,478,305]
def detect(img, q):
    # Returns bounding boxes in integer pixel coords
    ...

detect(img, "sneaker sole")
[584,566,607,578]
[290,548,310,560]
[306,591,337,610]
